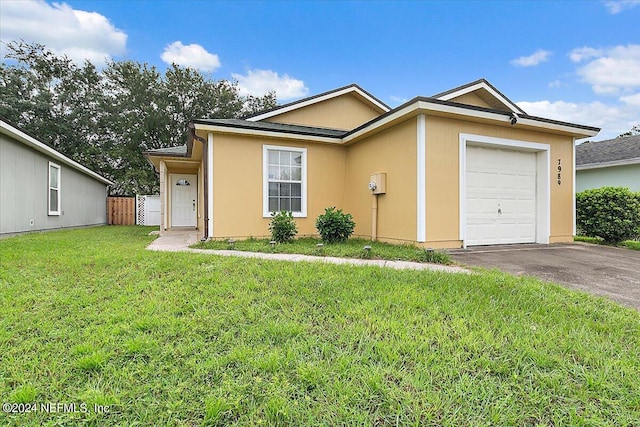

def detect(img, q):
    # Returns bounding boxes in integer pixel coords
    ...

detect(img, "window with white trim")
[263,145,307,217]
[48,162,61,215]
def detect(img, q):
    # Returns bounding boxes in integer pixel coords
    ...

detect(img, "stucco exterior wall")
[0,133,108,235]
[425,116,575,246]
[265,94,382,130]
[345,118,418,242]
[576,164,640,192]
[209,134,346,238]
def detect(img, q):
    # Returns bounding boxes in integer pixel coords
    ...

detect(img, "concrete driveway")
[449,243,640,310]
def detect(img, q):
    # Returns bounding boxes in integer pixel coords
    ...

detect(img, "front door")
[171,174,197,227]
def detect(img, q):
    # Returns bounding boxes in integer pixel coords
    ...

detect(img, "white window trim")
[458,133,550,248]
[48,161,61,216]
[263,145,307,218]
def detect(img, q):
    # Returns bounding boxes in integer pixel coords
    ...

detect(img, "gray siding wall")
[576,164,640,193]
[0,133,108,235]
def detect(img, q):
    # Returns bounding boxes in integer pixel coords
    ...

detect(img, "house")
[576,134,640,192]
[0,118,112,236]
[145,79,599,248]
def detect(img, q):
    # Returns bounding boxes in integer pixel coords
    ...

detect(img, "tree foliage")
[0,41,277,195]
[617,124,640,138]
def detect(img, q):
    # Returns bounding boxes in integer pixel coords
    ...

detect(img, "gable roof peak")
[432,78,526,115]
[245,83,390,122]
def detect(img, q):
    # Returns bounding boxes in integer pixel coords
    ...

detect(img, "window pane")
[291,198,301,212]
[292,153,302,165]
[268,166,278,180]
[49,165,58,188]
[269,182,279,196]
[279,167,290,180]
[269,197,279,212]
[268,150,279,165]
[280,183,291,196]
[291,166,301,181]
[50,189,58,212]
[279,151,290,167]
[280,198,290,212]
[291,183,301,197]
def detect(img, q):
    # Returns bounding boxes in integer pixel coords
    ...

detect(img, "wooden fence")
[107,197,136,225]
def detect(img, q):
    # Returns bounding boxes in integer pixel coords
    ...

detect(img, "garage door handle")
[497,208,502,215]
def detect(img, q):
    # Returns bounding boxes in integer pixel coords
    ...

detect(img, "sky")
[1,0,639,141]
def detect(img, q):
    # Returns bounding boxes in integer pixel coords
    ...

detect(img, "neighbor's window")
[48,162,61,215]
[263,145,307,217]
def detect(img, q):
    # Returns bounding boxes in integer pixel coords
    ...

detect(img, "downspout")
[189,123,209,241]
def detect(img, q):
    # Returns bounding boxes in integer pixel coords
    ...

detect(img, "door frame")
[170,173,198,227]
[458,133,550,248]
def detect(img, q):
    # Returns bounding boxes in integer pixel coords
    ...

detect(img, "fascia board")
[192,123,343,144]
[577,158,640,170]
[0,120,113,185]
[247,86,389,122]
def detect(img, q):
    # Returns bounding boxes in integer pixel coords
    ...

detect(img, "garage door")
[466,146,537,246]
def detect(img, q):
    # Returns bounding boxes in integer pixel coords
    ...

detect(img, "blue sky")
[1,0,639,140]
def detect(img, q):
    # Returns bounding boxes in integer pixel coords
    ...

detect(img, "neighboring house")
[145,79,599,248]
[0,119,112,236]
[576,135,640,192]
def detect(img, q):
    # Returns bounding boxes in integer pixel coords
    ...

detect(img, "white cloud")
[160,41,221,72]
[620,93,640,106]
[603,0,640,14]
[518,99,640,140]
[231,69,308,101]
[510,50,551,67]
[572,44,640,95]
[548,80,563,88]
[0,0,127,66]
[569,47,603,63]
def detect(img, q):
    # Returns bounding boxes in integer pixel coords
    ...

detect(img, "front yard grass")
[192,237,451,264]
[1,226,639,426]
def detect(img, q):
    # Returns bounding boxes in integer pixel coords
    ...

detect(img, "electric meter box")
[370,173,386,195]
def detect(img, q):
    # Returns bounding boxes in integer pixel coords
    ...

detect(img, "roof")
[193,118,347,138]
[576,134,640,169]
[0,118,113,185]
[144,145,189,156]
[244,84,390,122]
[176,80,599,150]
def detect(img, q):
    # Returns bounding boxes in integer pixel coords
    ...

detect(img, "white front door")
[171,174,197,227]
[466,146,537,245]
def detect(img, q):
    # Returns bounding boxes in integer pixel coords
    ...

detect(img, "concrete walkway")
[146,230,468,274]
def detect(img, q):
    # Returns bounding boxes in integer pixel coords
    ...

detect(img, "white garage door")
[466,146,537,246]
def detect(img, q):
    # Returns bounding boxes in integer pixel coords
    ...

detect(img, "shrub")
[316,207,356,243]
[576,187,640,244]
[269,211,297,243]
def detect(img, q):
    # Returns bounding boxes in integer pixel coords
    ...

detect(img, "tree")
[0,41,278,195]
[617,124,640,138]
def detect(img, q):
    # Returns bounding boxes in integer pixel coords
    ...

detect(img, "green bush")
[268,211,297,243]
[316,207,356,243]
[576,187,640,244]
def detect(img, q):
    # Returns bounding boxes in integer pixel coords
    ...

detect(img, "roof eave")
[245,84,390,122]
[577,157,640,170]
[0,120,113,186]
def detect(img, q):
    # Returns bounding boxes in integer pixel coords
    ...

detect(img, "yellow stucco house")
[145,79,599,248]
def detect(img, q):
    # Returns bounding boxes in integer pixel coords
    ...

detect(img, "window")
[263,145,307,217]
[48,162,61,215]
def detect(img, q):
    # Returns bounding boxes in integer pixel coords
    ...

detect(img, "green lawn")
[192,237,451,264]
[1,227,639,426]
[574,235,640,250]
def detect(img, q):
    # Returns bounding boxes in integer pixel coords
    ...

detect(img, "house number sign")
[557,158,562,185]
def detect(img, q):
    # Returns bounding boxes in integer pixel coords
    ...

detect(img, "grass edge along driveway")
[1,226,639,426]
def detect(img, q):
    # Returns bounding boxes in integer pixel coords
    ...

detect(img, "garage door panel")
[466,146,537,246]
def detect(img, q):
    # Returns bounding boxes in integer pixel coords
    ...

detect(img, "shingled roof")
[576,134,640,169]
